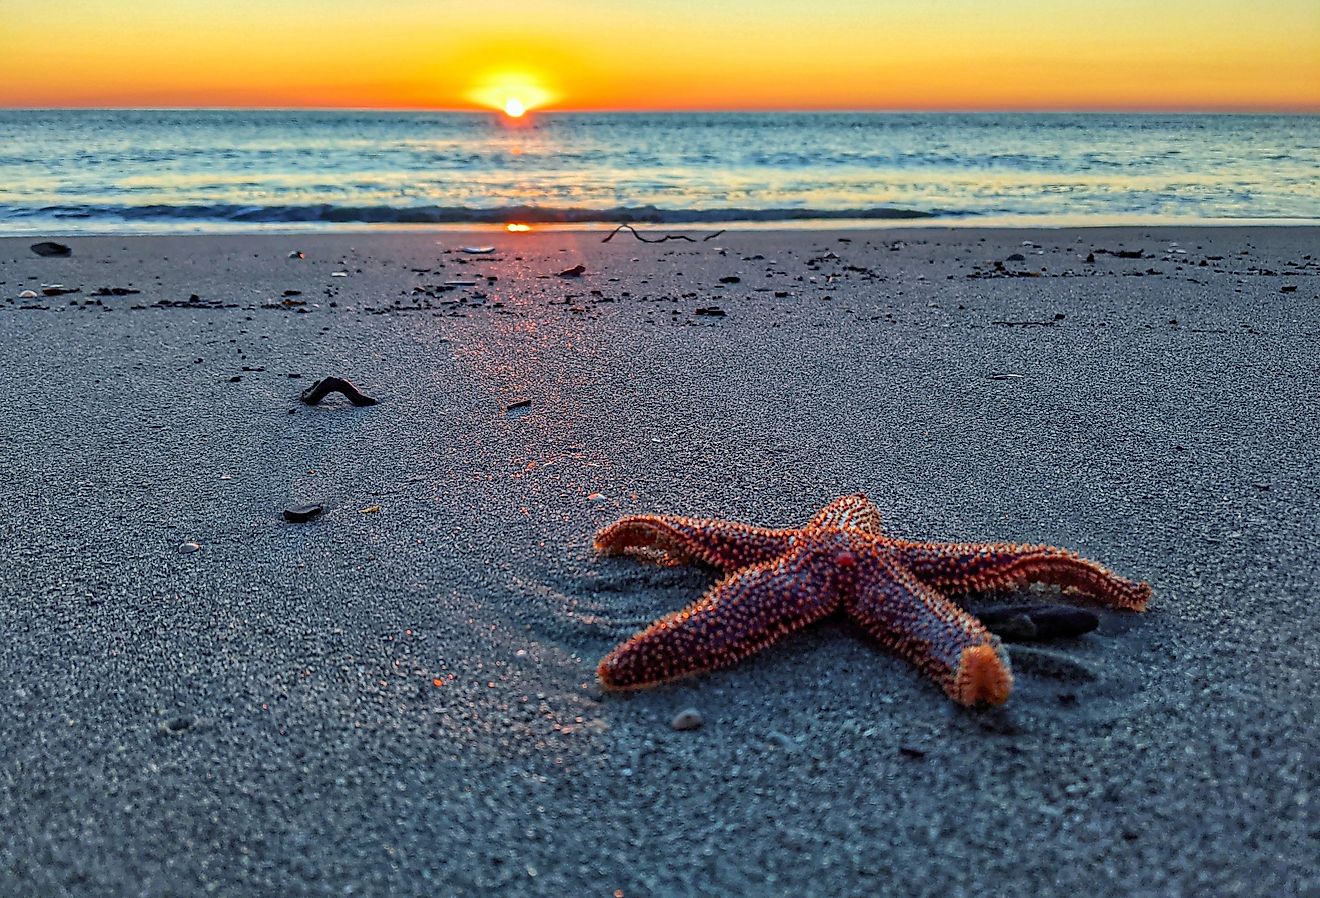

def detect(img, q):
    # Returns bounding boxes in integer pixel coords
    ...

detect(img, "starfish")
[594,494,1150,706]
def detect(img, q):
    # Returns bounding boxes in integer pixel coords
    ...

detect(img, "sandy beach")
[1,226,1316,897]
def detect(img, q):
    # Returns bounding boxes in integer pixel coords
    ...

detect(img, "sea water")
[1,110,1316,233]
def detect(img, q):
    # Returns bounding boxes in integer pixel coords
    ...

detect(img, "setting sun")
[503,97,526,117]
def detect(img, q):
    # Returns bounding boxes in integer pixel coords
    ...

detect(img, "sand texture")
[1,227,1317,897]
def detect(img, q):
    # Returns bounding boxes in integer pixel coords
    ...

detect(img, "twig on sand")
[300,376,378,407]
[601,224,726,244]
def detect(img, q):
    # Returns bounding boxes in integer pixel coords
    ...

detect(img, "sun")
[503,97,527,118]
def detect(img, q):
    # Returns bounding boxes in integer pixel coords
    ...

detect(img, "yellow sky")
[1,0,1317,111]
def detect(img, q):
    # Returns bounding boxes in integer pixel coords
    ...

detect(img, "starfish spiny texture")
[594,494,1150,706]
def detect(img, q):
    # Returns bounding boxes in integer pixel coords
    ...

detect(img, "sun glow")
[467,70,554,115]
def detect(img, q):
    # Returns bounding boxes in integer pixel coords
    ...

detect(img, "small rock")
[558,264,586,277]
[177,542,201,554]
[718,275,741,284]
[670,708,703,731]
[330,271,349,277]
[461,246,495,254]
[898,746,927,759]
[30,241,72,257]
[360,504,382,514]
[694,306,725,317]
[505,399,532,418]
[288,251,304,259]
[282,503,324,523]
[1280,285,1297,293]
[975,604,1099,641]
[18,290,38,299]
[1005,253,1026,262]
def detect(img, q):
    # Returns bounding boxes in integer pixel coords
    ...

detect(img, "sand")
[1,226,1316,897]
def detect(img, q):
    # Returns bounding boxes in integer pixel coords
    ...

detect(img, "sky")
[1,0,1317,112]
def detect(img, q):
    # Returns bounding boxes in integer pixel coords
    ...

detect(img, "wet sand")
[1,226,1317,896]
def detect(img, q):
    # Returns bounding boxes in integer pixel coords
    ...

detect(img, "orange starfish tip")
[952,644,1014,706]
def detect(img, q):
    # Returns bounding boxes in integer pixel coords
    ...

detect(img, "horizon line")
[2,104,1318,116]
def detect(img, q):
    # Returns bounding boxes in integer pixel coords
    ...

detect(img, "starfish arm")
[891,540,1151,611]
[594,515,796,570]
[597,547,843,690]
[806,492,883,534]
[845,556,1013,706]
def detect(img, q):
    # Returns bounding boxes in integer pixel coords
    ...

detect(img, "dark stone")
[557,265,586,277]
[30,241,72,257]
[1005,253,1026,262]
[505,399,532,418]
[283,503,324,523]
[718,276,741,284]
[694,306,725,317]
[974,604,1100,641]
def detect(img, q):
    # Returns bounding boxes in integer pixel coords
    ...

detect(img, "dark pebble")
[718,276,741,284]
[975,604,1099,641]
[1005,253,1026,262]
[557,265,586,277]
[505,399,533,418]
[30,241,72,257]
[694,306,726,317]
[283,503,324,523]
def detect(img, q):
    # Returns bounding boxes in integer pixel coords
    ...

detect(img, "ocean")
[1,110,1317,233]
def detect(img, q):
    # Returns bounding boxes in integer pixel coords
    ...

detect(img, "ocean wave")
[0,202,939,225]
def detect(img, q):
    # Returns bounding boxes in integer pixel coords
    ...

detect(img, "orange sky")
[1,0,1317,111]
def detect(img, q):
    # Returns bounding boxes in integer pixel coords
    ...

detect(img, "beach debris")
[505,399,532,418]
[288,250,304,259]
[670,708,703,731]
[460,246,496,254]
[282,503,324,523]
[694,306,725,317]
[600,224,724,244]
[360,504,382,514]
[91,286,140,296]
[1095,248,1145,259]
[41,285,80,296]
[30,241,71,257]
[973,604,1099,642]
[299,376,379,407]
[558,264,586,277]
[1280,285,1297,293]
[988,372,1025,380]
[18,290,38,299]
[330,271,349,277]
[718,275,741,284]
[177,541,202,554]
[1005,253,1026,262]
